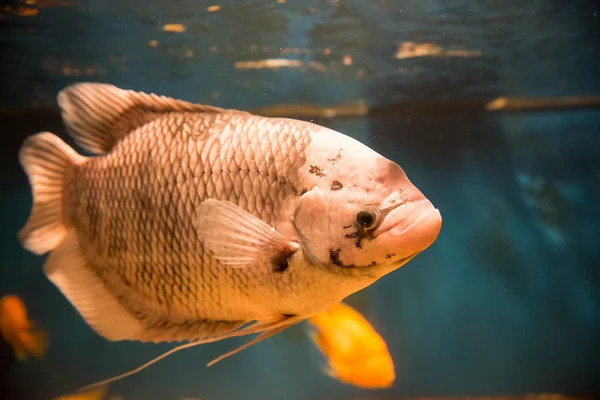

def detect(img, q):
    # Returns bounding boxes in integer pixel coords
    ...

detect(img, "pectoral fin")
[194,199,299,270]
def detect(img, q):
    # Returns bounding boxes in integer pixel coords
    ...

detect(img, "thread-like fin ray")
[76,315,304,391]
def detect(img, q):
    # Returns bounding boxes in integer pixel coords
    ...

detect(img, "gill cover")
[293,186,381,269]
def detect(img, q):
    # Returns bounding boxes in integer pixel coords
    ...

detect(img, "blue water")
[1,0,599,399]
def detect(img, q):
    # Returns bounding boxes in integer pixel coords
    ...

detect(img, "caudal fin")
[18,132,85,255]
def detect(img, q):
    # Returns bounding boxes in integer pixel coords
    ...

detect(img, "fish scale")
[70,111,312,337]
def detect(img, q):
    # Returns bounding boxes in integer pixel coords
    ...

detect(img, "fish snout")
[374,199,442,254]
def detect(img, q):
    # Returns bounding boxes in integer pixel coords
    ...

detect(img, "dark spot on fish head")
[328,248,357,268]
[281,313,296,318]
[329,248,343,266]
[344,225,366,248]
[327,151,343,164]
[369,261,377,266]
[385,253,396,259]
[345,231,358,239]
[330,180,343,191]
[309,165,326,177]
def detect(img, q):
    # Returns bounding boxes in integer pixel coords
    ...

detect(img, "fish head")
[293,135,441,278]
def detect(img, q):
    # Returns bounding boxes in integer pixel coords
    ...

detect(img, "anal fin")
[43,229,146,341]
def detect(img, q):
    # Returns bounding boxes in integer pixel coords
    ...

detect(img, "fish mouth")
[387,207,441,237]
[374,200,442,255]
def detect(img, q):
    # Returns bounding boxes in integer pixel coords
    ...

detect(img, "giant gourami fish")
[18,83,442,370]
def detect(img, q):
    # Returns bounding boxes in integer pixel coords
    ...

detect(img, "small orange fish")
[0,294,48,361]
[308,302,395,389]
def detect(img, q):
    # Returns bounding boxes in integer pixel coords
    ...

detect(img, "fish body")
[308,302,395,389]
[0,294,48,360]
[18,83,442,359]
[65,111,365,335]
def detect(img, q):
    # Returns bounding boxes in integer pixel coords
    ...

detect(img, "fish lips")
[373,199,442,254]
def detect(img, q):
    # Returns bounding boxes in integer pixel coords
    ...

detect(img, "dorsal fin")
[57,82,231,154]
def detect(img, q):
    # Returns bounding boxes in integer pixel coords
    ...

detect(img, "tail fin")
[18,132,85,255]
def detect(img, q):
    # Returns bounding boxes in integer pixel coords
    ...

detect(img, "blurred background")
[0,1,599,399]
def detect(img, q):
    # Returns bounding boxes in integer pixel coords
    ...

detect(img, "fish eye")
[357,211,374,229]
[356,206,381,230]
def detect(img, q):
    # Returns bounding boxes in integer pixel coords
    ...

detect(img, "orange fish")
[308,302,395,389]
[0,294,48,360]
[53,385,110,400]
